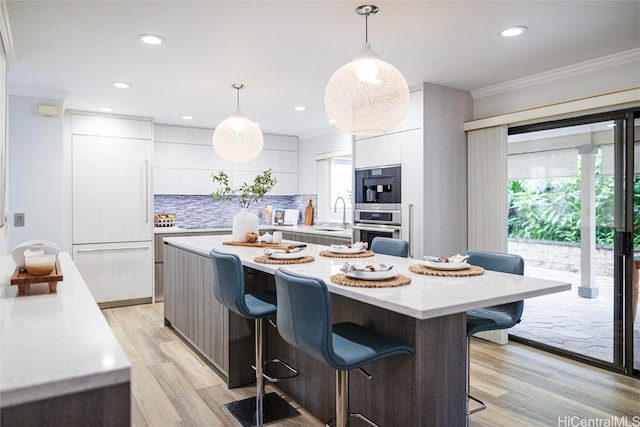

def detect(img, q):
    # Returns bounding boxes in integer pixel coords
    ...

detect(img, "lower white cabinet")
[72,242,153,304]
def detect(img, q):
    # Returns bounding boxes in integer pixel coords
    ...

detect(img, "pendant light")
[325,5,410,136]
[212,84,264,162]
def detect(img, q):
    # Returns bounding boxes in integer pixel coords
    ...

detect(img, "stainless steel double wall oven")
[352,165,402,248]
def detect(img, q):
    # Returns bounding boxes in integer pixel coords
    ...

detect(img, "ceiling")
[4,1,640,139]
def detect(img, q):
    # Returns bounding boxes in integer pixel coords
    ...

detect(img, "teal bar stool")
[370,237,409,257]
[465,250,524,416]
[209,249,299,427]
[274,268,414,427]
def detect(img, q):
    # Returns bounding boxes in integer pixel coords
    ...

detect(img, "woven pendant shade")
[212,109,263,162]
[325,43,409,135]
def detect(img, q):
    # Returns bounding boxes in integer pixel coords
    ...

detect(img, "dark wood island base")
[164,243,466,426]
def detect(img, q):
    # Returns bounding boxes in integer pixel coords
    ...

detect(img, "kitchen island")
[163,234,570,426]
[0,253,131,426]
[154,225,351,300]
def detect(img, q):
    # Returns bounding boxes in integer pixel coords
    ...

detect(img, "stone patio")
[510,266,640,369]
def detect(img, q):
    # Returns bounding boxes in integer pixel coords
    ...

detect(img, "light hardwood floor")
[103,303,640,427]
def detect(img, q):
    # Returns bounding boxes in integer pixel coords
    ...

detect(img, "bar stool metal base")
[224,392,300,427]
[252,358,299,383]
[326,413,378,427]
[466,336,487,416]
[466,394,487,415]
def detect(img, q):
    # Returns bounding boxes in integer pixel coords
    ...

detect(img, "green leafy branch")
[211,169,277,208]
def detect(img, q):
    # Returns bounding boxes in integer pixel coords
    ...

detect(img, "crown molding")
[472,48,640,99]
[0,0,16,67]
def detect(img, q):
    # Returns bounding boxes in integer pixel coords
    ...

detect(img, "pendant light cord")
[231,83,244,109]
[365,14,368,43]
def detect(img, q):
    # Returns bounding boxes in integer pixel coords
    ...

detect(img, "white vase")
[232,208,259,242]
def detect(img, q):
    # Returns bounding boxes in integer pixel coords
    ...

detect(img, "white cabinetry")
[354,132,402,169]
[72,242,153,303]
[72,135,152,244]
[352,83,472,259]
[154,124,298,195]
[400,129,424,258]
[71,113,154,305]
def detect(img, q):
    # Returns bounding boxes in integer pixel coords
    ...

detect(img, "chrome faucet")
[334,196,347,229]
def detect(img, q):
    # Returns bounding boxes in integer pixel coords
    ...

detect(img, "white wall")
[8,94,65,249]
[472,50,640,119]
[297,131,352,195]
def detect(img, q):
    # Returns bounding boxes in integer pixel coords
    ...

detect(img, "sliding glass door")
[506,109,638,376]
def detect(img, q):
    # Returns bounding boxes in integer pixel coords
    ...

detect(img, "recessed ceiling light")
[138,34,165,45]
[181,115,193,120]
[294,106,306,111]
[113,82,131,89]
[329,119,337,124]
[501,26,528,37]
[99,107,113,112]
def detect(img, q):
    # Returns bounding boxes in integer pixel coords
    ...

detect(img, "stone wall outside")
[507,239,614,277]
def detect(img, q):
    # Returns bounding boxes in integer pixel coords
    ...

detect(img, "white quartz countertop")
[155,224,352,239]
[163,235,571,320]
[0,253,131,407]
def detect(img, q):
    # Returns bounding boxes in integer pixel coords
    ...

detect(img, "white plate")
[346,269,397,280]
[329,247,366,254]
[269,251,306,260]
[423,260,470,270]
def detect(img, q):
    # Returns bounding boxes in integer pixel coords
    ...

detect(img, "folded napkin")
[331,241,367,251]
[340,262,393,274]
[424,253,469,263]
[264,247,303,256]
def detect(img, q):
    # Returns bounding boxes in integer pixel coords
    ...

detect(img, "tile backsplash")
[154,194,317,229]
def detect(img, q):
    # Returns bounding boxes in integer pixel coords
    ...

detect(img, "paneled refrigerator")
[71,114,154,305]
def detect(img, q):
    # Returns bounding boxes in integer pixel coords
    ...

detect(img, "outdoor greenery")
[508,156,640,247]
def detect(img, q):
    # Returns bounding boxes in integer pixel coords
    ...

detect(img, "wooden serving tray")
[11,258,63,296]
[222,241,306,250]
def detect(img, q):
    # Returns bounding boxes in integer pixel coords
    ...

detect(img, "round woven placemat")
[253,255,315,265]
[408,264,484,277]
[330,273,411,288]
[319,250,375,259]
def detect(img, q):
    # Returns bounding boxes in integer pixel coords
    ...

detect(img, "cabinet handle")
[144,159,150,223]
[76,246,150,253]
[408,204,414,258]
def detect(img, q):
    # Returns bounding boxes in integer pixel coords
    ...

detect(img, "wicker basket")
[154,216,176,227]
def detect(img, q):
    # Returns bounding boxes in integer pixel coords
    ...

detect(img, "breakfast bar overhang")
[162,235,570,426]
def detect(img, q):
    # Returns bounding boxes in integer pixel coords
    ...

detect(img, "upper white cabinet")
[154,124,298,195]
[353,132,402,169]
[72,114,152,140]
[353,89,423,170]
